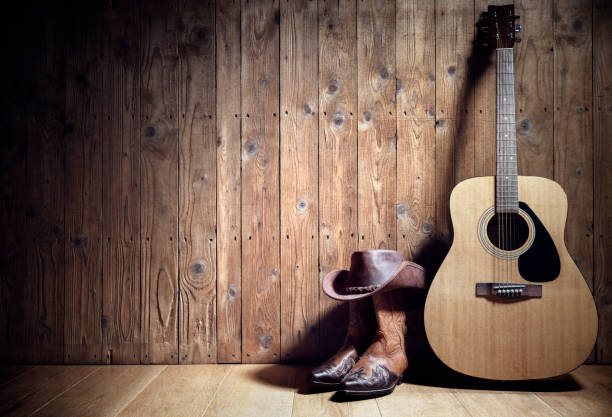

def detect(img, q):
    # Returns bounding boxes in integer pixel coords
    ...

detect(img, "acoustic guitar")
[424,5,598,380]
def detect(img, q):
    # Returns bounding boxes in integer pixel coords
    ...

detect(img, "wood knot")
[327,81,338,94]
[435,119,445,128]
[363,111,373,122]
[396,202,409,217]
[575,167,583,177]
[101,316,110,329]
[259,334,273,349]
[380,67,390,79]
[228,286,237,298]
[333,113,345,127]
[519,118,532,132]
[191,261,205,275]
[303,104,312,114]
[296,199,308,212]
[572,19,583,31]
[144,126,156,137]
[422,220,434,234]
[429,74,435,82]
[245,139,258,155]
[71,235,87,248]
[447,65,456,76]
[428,107,436,117]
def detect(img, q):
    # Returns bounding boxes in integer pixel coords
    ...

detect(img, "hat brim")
[322,261,426,301]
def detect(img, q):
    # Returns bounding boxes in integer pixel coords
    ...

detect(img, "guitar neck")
[496,48,518,213]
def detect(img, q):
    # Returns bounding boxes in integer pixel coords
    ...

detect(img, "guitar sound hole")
[486,212,529,251]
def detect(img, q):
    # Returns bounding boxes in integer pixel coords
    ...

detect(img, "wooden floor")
[0,364,611,416]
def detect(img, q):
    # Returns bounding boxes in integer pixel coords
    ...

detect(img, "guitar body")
[424,176,598,380]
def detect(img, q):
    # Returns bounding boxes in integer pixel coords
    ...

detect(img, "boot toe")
[307,369,343,386]
[339,365,401,396]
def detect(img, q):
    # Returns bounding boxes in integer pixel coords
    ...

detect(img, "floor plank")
[0,365,99,417]
[535,366,612,417]
[0,366,35,386]
[453,390,561,417]
[376,383,471,417]
[203,365,296,417]
[117,365,230,417]
[31,365,165,417]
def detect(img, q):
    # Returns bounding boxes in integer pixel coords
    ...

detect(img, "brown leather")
[340,290,409,396]
[323,250,426,301]
[308,298,375,386]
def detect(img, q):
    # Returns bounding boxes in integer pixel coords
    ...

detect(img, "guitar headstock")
[479,4,521,49]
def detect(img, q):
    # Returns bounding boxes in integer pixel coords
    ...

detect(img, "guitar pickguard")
[517,202,561,282]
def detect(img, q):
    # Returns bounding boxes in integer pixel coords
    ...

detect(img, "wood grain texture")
[117,365,230,416]
[241,0,281,363]
[357,0,396,251]
[23,7,65,363]
[31,365,165,417]
[203,365,296,417]
[515,0,554,178]
[216,0,242,364]
[140,0,179,364]
[396,0,435,260]
[553,0,593,295]
[64,2,104,364]
[0,366,99,417]
[178,0,217,365]
[434,0,475,248]
[317,0,358,358]
[424,176,598,380]
[280,0,319,363]
[376,383,471,417]
[473,0,501,178]
[594,0,612,363]
[102,0,141,365]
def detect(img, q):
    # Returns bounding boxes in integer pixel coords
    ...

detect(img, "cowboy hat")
[322,250,426,301]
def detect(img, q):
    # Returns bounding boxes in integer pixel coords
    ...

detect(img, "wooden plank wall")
[1,0,611,364]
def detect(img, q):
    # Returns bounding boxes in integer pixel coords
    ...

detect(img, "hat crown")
[348,250,404,287]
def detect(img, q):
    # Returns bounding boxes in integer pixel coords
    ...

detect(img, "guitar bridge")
[476,283,542,300]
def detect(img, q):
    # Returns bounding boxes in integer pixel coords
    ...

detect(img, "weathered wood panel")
[280,0,319,363]
[140,0,179,364]
[473,0,501,179]
[64,2,104,364]
[241,0,281,363]
[553,0,593,295]
[216,0,242,364]
[594,0,612,363]
[515,0,554,178]
[434,0,475,248]
[357,0,396,251]
[317,0,358,358]
[396,0,435,260]
[22,7,66,364]
[101,0,141,365]
[178,0,217,365]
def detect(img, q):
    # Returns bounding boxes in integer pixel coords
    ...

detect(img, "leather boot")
[339,290,408,396]
[308,298,375,387]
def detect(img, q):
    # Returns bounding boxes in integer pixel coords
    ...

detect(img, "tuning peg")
[515,24,521,32]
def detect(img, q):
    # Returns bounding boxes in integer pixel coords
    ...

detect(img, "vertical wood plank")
[22,6,65,363]
[553,0,593,294]
[594,0,612,363]
[140,0,179,364]
[473,0,502,179]
[434,0,475,246]
[280,0,319,363]
[216,0,242,364]
[241,0,281,363]
[101,0,141,365]
[515,0,554,178]
[178,0,217,365]
[396,0,435,260]
[357,0,396,251]
[64,2,104,364]
[318,0,358,357]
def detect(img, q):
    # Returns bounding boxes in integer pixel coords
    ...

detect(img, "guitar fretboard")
[496,48,518,213]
